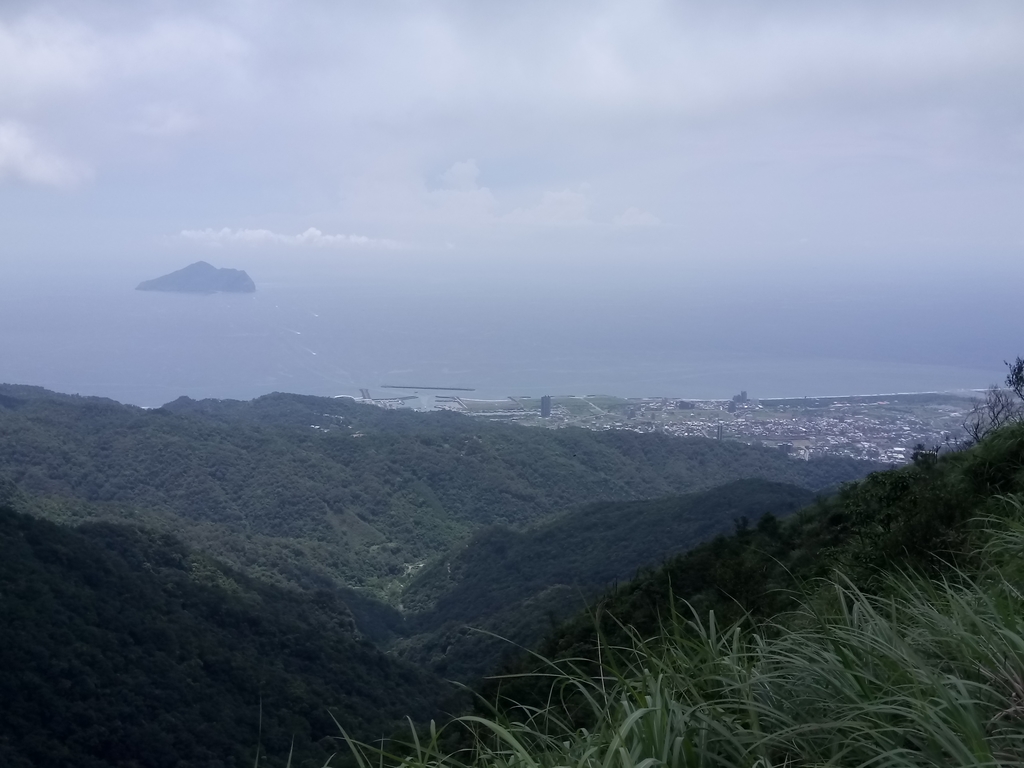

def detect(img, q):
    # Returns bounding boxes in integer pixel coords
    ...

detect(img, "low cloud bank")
[180,227,403,249]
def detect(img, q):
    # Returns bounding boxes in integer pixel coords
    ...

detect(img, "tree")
[959,356,1024,447]
[1006,356,1024,401]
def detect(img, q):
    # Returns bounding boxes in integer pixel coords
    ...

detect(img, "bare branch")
[961,385,1024,447]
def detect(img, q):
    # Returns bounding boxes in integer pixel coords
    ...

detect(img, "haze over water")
[0,263,1005,408]
[2,2,1022,404]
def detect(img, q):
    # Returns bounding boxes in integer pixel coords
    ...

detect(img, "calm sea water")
[0,267,1003,407]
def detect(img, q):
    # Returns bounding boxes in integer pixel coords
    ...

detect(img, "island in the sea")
[136,261,256,294]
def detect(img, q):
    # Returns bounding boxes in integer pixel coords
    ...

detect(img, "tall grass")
[345,497,1024,768]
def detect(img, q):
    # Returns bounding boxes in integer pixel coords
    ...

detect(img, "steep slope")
[494,423,1024,710]
[0,384,877,597]
[0,507,452,768]
[368,491,1024,768]
[394,480,815,680]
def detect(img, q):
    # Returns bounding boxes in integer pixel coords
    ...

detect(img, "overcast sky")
[2,1,1023,361]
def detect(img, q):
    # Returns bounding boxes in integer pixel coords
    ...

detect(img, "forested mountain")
[493,423,1024,710]
[0,384,877,600]
[0,507,453,768]
[395,480,815,680]
[0,383,894,766]
[364,423,1024,768]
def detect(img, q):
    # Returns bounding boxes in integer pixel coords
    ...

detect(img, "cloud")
[505,188,591,226]
[130,104,200,137]
[0,12,246,106]
[425,159,499,226]
[0,15,100,105]
[0,121,88,187]
[613,207,660,227]
[426,160,591,229]
[3,2,1024,266]
[180,227,402,249]
[439,159,481,190]
[236,2,1024,127]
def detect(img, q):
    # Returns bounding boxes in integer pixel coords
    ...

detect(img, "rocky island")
[136,261,256,294]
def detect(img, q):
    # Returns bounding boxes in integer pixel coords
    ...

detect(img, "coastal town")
[483,392,979,463]
[353,388,981,464]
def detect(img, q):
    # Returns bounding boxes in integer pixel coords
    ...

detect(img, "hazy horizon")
[0,264,1005,407]
[2,1,1022,403]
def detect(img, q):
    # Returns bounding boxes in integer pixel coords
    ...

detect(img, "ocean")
[0,265,1004,407]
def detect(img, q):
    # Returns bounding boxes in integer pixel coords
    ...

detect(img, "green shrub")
[348,497,1024,768]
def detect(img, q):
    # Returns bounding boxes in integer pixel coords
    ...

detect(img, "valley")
[2,380,1015,767]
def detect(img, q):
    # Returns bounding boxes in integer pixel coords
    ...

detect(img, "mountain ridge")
[0,384,880,600]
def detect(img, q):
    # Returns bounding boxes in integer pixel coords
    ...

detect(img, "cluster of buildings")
[344,386,976,465]
[471,392,973,465]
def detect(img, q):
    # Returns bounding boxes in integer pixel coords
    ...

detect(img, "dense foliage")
[491,423,1024,709]
[0,384,876,598]
[360,502,1024,768]
[396,480,815,681]
[0,508,453,768]
[347,424,1024,768]
[0,383,908,766]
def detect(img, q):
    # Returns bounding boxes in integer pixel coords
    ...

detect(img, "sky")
[2,0,1023,395]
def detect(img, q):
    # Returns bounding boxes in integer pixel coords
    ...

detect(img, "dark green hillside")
[509,423,1024,702]
[0,384,876,597]
[395,480,814,680]
[0,507,452,768]
[406,479,814,618]
[366,429,1024,768]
